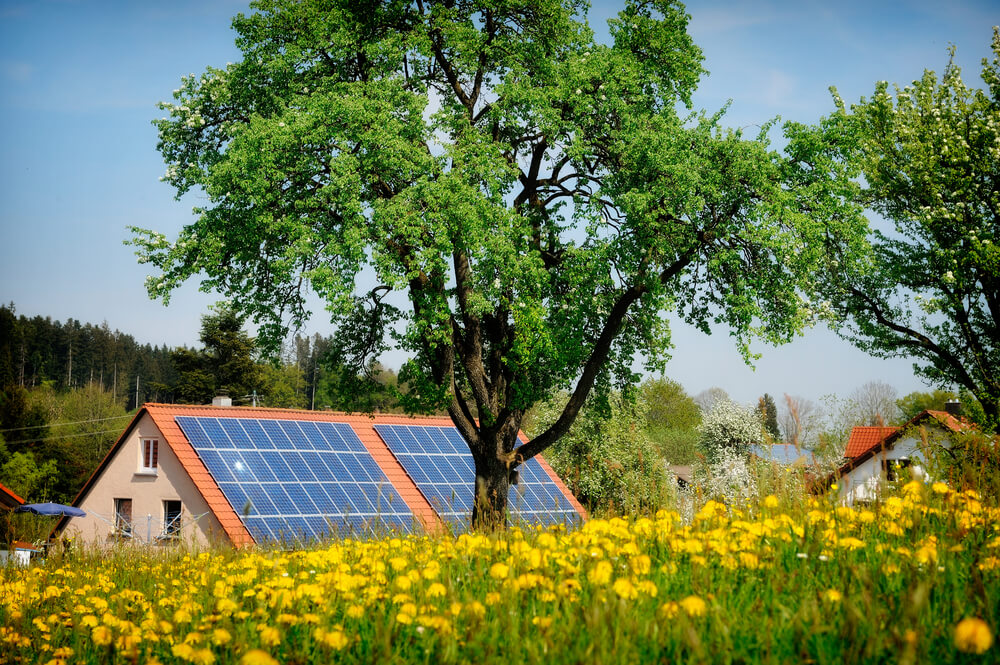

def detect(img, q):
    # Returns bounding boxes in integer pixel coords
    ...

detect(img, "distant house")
[817,410,973,505]
[55,401,585,547]
[0,482,25,512]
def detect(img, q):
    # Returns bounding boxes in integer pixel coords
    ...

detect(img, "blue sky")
[0,0,996,407]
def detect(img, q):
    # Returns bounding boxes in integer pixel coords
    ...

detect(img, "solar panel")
[175,416,415,543]
[374,424,581,531]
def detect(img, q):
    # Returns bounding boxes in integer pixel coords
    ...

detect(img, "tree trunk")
[471,452,511,532]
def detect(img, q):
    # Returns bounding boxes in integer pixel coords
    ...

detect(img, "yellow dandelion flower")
[91,625,112,647]
[467,601,486,617]
[212,628,231,646]
[489,562,510,580]
[239,649,279,665]
[932,482,950,495]
[613,578,638,600]
[763,495,780,508]
[485,592,501,606]
[171,643,195,660]
[531,616,553,629]
[426,582,447,598]
[81,615,98,628]
[679,595,707,617]
[823,589,842,603]
[191,648,216,665]
[977,556,999,572]
[588,560,613,586]
[257,625,281,647]
[954,617,993,654]
[658,602,679,619]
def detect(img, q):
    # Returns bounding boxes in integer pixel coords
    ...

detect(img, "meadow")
[1,481,997,664]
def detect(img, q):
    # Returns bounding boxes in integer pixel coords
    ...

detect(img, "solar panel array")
[374,424,581,531]
[175,416,414,543]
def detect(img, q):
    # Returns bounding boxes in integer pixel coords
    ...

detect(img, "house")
[55,402,585,547]
[0,482,24,511]
[818,410,973,505]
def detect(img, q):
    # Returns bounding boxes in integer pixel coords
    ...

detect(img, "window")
[163,500,182,539]
[114,498,132,538]
[883,458,912,482]
[141,439,158,473]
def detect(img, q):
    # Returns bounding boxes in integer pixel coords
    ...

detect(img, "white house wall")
[62,413,227,548]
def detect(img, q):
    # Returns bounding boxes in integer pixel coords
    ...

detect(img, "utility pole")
[135,373,140,410]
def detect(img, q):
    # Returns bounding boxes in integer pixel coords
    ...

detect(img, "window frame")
[162,500,182,540]
[114,498,133,539]
[140,439,159,474]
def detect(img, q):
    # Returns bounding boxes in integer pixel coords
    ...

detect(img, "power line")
[3,428,124,446]
[0,414,133,434]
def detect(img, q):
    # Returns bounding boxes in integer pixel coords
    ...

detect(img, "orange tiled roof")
[0,481,25,509]
[845,426,898,459]
[64,403,585,545]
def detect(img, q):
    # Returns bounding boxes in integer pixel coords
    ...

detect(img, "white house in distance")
[819,409,972,505]
[55,400,585,548]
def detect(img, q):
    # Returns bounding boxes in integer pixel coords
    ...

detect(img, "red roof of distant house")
[57,403,586,545]
[0,481,25,510]
[845,426,898,459]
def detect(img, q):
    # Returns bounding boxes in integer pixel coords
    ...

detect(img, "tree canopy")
[131,0,860,525]
[785,28,1000,429]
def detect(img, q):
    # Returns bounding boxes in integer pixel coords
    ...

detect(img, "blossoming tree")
[131,0,859,528]
[784,29,1000,429]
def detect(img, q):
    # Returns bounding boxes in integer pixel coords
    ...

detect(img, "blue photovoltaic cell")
[176,416,415,543]
[374,424,581,531]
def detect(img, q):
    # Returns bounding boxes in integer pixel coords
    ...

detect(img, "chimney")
[212,390,232,408]
[944,399,961,416]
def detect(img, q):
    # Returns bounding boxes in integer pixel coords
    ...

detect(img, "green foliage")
[258,362,307,409]
[647,425,700,465]
[172,305,261,404]
[640,376,700,464]
[785,29,1000,428]
[0,451,58,502]
[759,393,780,440]
[0,385,48,455]
[897,389,958,423]
[130,0,862,502]
[642,376,700,431]
[527,391,670,513]
[924,430,1000,504]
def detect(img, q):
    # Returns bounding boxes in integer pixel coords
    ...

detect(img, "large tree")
[132,0,855,527]
[785,29,1000,429]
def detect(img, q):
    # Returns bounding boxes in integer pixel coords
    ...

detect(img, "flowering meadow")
[1,481,997,664]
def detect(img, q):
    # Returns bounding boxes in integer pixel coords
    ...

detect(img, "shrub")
[528,391,671,513]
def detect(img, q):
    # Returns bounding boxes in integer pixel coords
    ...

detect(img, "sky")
[0,0,996,409]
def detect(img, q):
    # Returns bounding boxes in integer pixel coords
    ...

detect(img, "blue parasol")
[14,503,86,517]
